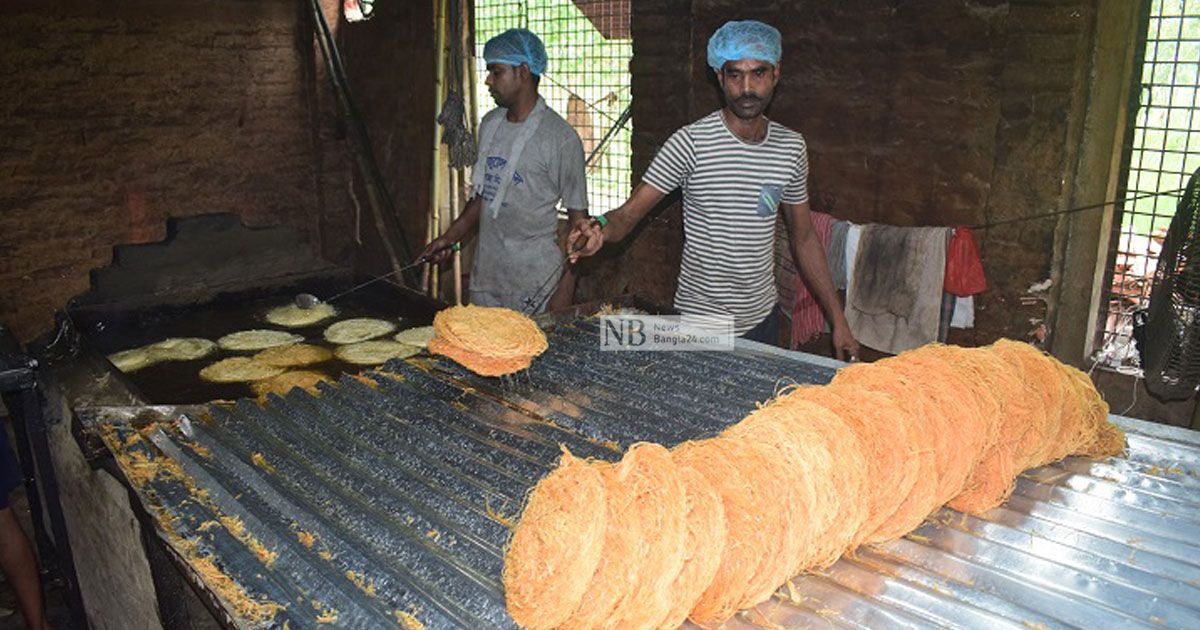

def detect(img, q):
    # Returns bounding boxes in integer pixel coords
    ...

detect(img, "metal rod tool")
[292,246,456,309]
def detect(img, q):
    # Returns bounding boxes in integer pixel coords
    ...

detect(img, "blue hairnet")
[484,28,548,76]
[707,20,782,72]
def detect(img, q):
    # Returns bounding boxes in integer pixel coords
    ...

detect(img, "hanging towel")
[937,291,956,342]
[789,211,836,347]
[844,223,863,294]
[847,225,949,354]
[828,220,851,290]
[952,295,975,328]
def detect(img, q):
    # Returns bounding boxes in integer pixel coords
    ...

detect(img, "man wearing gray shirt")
[421,29,589,313]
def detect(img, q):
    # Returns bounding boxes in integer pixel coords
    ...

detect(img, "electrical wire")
[971,188,1186,230]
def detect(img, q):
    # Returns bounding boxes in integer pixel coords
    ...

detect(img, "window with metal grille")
[1098,0,1200,369]
[473,0,633,216]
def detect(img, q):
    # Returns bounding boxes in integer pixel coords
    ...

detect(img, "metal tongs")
[522,216,607,315]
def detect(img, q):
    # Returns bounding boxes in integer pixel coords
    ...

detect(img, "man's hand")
[566,219,605,263]
[831,322,860,362]
[419,236,457,265]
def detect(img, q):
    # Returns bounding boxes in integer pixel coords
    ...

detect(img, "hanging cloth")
[827,219,851,290]
[847,225,949,354]
[944,226,988,296]
[790,211,836,348]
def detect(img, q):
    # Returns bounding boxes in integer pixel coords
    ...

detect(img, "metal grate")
[1100,0,1200,369]
[86,324,1200,627]
[474,0,633,216]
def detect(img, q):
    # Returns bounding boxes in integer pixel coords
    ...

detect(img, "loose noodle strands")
[657,465,727,630]
[671,438,779,625]
[1055,363,1093,454]
[719,415,816,592]
[783,384,918,545]
[603,444,689,628]
[1091,419,1128,458]
[1046,367,1090,463]
[503,450,606,630]
[832,361,943,536]
[991,340,1064,468]
[1057,363,1125,457]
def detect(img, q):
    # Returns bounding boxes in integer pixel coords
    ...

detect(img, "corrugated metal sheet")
[85,319,1200,629]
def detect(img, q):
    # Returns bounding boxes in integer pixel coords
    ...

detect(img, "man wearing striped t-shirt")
[569,20,859,359]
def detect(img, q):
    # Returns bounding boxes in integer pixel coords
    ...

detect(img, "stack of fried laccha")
[502,340,1126,629]
[428,305,549,376]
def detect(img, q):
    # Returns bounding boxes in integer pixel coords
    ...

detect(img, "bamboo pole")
[460,0,478,305]
[427,0,449,297]
[449,0,475,305]
[448,165,463,305]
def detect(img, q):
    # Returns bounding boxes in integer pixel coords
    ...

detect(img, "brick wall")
[0,0,357,342]
[601,0,1098,349]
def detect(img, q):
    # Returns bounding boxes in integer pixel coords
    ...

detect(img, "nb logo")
[602,318,646,347]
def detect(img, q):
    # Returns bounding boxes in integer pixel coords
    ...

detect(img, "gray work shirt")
[469,106,588,312]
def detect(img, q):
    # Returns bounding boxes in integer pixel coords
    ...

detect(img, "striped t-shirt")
[643,111,809,334]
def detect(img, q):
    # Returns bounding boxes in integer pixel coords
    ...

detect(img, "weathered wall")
[0,0,356,342]
[588,0,1101,351]
[0,4,438,624]
[338,0,436,274]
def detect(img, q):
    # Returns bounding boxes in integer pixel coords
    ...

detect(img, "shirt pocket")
[757,183,784,217]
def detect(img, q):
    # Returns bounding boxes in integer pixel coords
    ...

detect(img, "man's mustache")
[736,95,762,104]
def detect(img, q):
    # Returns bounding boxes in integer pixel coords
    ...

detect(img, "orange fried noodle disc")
[832,360,943,536]
[720,411,817,598]
[608,444,689,627]
[427,336,535,377]
[671,437,781,625]
[783,383,918,545]
[916,345,1002,453]
[883,345,992,504]
[942,345,1037,513]
[657,464,727,629]
[503,450,607,630]
[767,394,870,568]
[429,305,547,376]
[991,339,1065,468]
[562,444,688,629]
